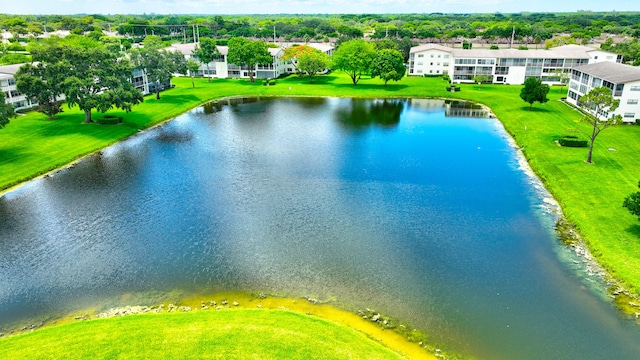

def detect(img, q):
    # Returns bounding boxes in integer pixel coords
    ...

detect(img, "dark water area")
[1,97,639,359]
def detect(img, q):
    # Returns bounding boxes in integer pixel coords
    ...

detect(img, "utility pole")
[273,25,276,44]
[510,26,515,49]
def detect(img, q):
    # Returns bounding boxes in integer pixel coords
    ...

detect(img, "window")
[429,70,433,73]
[630,86,640,91]
[624,113,636,118]
[417,62,423,66]
[568,91,579,100]
[430,62,433,66]
[454,58,476,65]
[418,54,424,58]
[438,54,441,58]
[444,55,450,59]
[443,62,449,67]
[437,62,440,66]
[417,69,423,73]
[628,99,639,105]
[431,54,434,58]
[8,78,16,86]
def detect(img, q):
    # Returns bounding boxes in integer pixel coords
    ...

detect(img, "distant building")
[0,64,37,111]
[166,42,334,80]
[409,44,623,85]
[566,61,640,123]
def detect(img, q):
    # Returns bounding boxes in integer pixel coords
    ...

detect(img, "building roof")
[410,44,452,53]
[164,42,282,57]
[451,44,610,59]
[573,62,640,84]
[409,43,616,59]
[0,63,25,76]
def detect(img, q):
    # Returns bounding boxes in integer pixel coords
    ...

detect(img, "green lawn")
[1,72,639,299]
[0,309,408,359]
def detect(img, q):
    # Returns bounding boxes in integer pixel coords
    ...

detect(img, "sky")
[1,0,639,15]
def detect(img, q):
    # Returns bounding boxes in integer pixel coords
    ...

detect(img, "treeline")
[3,12,640,43]
[3,12,640,65]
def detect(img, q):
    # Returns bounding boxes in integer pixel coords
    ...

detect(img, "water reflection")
[1,98,640,360]
[335,98,404,128]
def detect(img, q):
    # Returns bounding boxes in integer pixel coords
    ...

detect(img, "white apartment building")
[566,61,640,123]
[409,44,623,85]
[167,42,297,80]
[0,64,37,111]
[408,44,453,77]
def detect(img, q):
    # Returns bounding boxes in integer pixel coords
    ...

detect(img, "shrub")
[263,79,276,86]
[490,45,499,50]
[442,74,451,82]
[97,115,123,125]
[558,135,588,147]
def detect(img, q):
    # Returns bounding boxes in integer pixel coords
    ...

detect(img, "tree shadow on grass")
[519,106,553,113]
[331,83,409,92]
[625,224,640,238]
[148,94,201,105]
[0,146,28,165]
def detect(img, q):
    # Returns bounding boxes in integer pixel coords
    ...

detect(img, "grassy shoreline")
[0,307,432,359]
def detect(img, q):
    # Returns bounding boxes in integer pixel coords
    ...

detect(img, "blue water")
[1,97,639,359]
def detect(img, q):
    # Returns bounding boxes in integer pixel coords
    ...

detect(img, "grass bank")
[0,308,418,359]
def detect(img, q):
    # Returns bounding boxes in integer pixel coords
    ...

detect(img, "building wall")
[567,69,640,123]
[409,49,451,76]
[0,74,36,111]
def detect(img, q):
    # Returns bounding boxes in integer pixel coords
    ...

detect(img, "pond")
[1,97,639,359]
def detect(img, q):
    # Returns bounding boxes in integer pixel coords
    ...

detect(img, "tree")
[331,39,375,86]
[519,77,550,110]
[280,44,316,75]
[370,49,406,86]
[186,58,201,88]
[296,50,329,83]
[227,37,273,83]
[42,37,144,123]
[0,91,15,129]
[192,38,220,82]
[553,69,570,93]
[578,87,622,164]
[130,37,185,100]
[472,74,493,88]
[15,61,66,119]
[623,181,640,220]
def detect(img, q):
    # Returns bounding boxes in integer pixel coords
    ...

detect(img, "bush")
[6,42,26,51]
[442,74,451,82]
[490,45,499,50]
[263,79,276,86]
[558,135,588,147]
[97,115,123,125]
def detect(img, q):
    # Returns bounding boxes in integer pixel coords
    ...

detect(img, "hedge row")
[558,135,589,147]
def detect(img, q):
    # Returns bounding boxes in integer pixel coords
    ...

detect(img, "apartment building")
[167,42,296,80]
[566,61,640,123]
[409,44,622,85]
[0,64,37,111]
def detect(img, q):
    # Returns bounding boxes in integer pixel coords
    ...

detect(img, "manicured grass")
[0,309,408,359]
[1,73,640,299]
